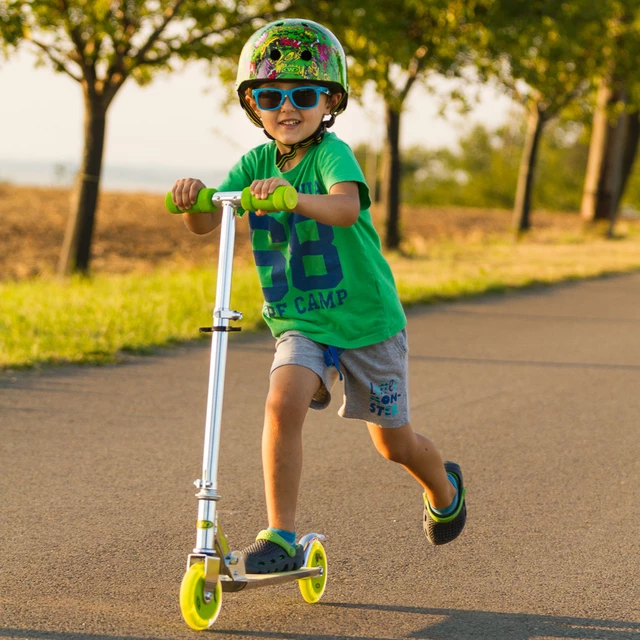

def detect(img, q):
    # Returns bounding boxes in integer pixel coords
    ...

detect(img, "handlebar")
[164,188,219,214]
[165,186,298,214]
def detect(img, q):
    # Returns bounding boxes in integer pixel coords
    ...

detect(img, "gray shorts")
[270,329,410,428]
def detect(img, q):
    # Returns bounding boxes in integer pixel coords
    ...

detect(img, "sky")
[0,51,518,191]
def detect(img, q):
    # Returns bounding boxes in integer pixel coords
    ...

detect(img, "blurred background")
[3,1,640,368]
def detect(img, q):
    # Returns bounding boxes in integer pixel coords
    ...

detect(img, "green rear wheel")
[298,540,328,604]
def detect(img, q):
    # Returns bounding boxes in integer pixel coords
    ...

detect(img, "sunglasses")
[252,86,331,111]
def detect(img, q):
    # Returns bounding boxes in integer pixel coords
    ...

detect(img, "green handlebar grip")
[165,188,218,214]
[241,185,298,212]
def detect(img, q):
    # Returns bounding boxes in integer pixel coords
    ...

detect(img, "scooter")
[165,186,328,630]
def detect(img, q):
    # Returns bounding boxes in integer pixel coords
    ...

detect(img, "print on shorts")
[369,378,402,417]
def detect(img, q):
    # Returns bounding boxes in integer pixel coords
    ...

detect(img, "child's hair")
[236,18,349,129]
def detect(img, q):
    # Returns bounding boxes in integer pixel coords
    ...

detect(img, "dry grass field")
[0,183,583,281]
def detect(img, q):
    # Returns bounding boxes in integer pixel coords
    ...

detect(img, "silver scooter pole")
[193,193,244,555]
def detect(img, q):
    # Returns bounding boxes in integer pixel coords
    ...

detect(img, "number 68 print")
[250,212,344,302]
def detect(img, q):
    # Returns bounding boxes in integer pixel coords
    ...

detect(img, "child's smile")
[249,81,338,158]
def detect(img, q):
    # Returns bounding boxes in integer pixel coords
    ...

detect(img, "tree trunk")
[605,92,631,237]
[58,93,107,276]
[580,79,630,225]
[381,105,402,250]
[512,102,545,234]
[617,110,640,210]
[581,81,612,222]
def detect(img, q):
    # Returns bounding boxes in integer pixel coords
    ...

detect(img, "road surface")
[2,274,639,639]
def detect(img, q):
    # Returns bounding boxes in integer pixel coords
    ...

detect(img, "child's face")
[247,81,342,150]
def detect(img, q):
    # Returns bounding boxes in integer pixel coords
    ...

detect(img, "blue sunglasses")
[252,86,331,111]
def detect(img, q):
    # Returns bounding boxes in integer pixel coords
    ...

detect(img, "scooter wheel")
[179,561,223,630]
[298,540,328,604]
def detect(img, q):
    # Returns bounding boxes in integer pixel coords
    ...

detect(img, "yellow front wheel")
[298,540,328,604]
[179,561,223,630]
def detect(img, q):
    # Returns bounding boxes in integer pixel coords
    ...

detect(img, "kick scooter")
[165,186,328,630]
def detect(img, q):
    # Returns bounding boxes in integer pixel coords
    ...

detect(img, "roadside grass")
[390,234,640,304]
[4,228,640,369]
[0,266,264,369]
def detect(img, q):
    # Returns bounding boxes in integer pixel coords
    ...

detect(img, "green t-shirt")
[217,132,406,349]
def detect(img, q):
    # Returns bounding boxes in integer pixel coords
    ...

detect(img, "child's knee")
[265,387,299,418]
[266,365,321,418]
[264,380,315,421]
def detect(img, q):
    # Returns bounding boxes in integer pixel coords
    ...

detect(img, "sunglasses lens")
[257,90,283,110]
[291,88,319,108]
[254,87,327,110]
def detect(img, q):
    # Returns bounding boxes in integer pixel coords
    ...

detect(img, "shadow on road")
[1,605,639,640]
[335,603,640,639]
[209,603,640,640]
[0,633,168,640]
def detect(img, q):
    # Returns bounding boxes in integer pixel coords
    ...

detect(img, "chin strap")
[267,114,336,170]
[275,130,324,170]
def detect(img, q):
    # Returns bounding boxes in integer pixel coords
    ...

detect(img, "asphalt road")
[1,274,640,640]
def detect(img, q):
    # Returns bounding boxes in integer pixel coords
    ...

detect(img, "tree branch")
[106,5,289,105]
[58,0,87,60]
[399,45,428,103]
[130,8,286,75]
[130,0,186,68]
[57,0,102,96]
[30,38,83,82]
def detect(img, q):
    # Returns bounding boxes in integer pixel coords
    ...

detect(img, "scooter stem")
[194,198,240,554]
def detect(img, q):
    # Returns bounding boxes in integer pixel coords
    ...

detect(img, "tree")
[297,0,488,250]
[2,0,287,275]
[579,3,640,235]
[480,0,600,233]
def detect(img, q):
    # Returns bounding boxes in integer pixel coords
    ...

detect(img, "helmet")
[236,18,349,127]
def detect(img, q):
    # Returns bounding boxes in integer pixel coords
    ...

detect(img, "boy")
[171,18,466,574]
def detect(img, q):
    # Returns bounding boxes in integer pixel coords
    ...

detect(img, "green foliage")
[481,0,602,117]
[1,0,289,98]
[535,121,590,211]
[593,1,640,105]
[357,119,591,211]
[400,125,519,209]
[0,0,23,57]
[298,0,489,105]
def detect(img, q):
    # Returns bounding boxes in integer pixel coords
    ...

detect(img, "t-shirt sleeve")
[319,137,372,210]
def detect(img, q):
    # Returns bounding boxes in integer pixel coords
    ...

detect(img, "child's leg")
[262,364,322,532]
[366,422,456,509]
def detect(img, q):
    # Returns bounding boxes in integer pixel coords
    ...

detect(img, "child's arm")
[250,178,360,227]
[171,178,222,235]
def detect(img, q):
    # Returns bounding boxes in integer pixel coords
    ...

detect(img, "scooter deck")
[220,566,323,591]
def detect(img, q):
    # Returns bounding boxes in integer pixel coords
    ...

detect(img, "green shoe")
[240,530,305,574]
[423,461,467,545]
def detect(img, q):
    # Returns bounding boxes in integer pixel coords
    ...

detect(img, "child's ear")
[327,92,343,112]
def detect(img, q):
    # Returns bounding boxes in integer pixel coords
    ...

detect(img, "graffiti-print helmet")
[236,18,349,127]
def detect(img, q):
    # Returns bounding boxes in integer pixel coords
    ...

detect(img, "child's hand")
[171,178,206,211]
[250,178,291,215]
